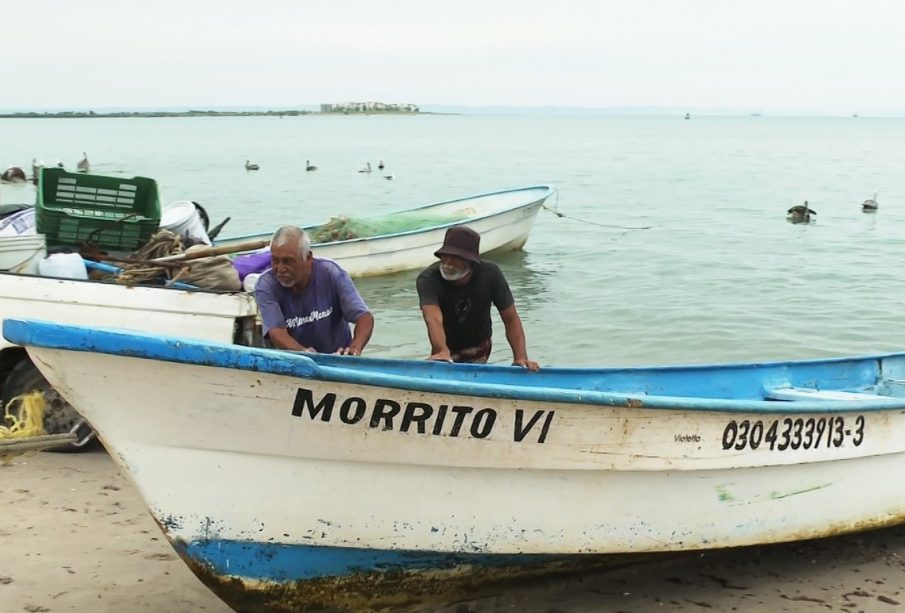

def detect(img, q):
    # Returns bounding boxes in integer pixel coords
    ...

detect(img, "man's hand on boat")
[513,358,540,372]
[427,349,454,363]
[336,345,364,356]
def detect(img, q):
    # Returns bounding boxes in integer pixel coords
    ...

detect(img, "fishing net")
[309,209,474,243]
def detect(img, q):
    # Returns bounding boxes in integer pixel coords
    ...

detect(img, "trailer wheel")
[1,359,99,452]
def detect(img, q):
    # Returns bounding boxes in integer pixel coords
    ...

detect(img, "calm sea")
[2,114,904,367]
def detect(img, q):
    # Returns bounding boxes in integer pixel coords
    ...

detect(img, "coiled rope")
[1,392,45,438]
[0,392,58,462]
[111,230,190,287]
[0,392,80,459]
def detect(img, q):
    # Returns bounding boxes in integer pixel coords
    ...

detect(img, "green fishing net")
[309,210,472,243]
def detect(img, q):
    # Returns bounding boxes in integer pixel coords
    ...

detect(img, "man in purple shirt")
[254,225,374,354]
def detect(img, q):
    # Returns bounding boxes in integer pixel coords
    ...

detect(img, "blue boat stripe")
[4,318,904,414]
[179,539,558,581]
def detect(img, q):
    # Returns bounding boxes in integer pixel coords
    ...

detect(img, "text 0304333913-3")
[721,416,865,452]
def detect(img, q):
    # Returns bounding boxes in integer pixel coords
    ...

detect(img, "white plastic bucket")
[242,272,262,292]
[38,252,88,280]
[161,201,212,245]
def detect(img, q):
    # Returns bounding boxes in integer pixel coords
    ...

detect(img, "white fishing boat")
[0,234,46,274]
[6,317,905,611]
[217,184,555,277]
[0,273,259,448]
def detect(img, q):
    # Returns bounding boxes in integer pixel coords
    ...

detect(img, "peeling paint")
[174,543,659,613]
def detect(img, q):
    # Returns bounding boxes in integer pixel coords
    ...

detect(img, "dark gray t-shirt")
[416,260,514,351]
[255,258,369,353]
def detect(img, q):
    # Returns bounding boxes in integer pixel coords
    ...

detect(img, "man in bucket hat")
[416,226,539,370]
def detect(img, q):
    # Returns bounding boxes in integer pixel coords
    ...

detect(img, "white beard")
[440,265,468,281]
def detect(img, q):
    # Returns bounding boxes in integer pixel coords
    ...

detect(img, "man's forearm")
[350,312,375,353]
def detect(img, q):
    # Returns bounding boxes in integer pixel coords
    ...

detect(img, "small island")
[0,109,312,119]
[0,102,422,119]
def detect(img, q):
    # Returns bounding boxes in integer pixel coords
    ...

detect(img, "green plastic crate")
[36,168,161,250]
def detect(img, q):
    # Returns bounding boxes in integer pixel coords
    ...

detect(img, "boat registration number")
[721,416,865,451]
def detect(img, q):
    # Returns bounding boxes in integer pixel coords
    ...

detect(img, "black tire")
[1,359,99,452]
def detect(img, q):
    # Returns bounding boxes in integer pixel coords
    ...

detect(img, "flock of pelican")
[786,193,880,224]
[244,159,395,179]
[1,153,90,183]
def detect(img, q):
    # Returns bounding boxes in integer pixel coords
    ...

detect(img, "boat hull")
[7,319,905,610]
[216,185,552,277]
[0,234,46,274]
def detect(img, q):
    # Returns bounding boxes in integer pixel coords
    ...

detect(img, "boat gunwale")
[6,318,905,414]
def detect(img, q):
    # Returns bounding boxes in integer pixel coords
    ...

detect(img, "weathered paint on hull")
[8,319,905,611]
[173,513,905,612]
[173,539,656,613]
[28,348,905,553]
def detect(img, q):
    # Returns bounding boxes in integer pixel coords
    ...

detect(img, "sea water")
[2,113,904,366]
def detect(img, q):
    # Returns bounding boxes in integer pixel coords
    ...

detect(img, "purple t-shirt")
[255,258,369,353]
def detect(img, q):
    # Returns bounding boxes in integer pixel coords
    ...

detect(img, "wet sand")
[2,450,904,613]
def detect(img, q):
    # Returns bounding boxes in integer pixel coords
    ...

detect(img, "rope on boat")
[104,230,191,287]
[542,193,653,231]
[0,392,75,460]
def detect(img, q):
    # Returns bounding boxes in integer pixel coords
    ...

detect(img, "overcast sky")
[4,0,904,114]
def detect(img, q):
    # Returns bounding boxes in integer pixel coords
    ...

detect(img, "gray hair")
[271,225,311,259]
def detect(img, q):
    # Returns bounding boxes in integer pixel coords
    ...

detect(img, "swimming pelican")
[358,162,372,173]
[1,166,27,183]
[383,174,395,181]
[245,160,260,171]
[76,151,90,173]
[862,193,878,212]
[378,160,385,170]
[787,201,816,224]
[306,160,317,172]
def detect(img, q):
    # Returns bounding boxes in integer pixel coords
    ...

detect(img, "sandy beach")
[2,449,904,613]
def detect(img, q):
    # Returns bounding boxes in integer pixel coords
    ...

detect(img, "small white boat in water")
[216,185,554,277]
[6,317,905,611]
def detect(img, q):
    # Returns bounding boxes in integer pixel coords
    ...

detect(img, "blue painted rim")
[5,318,905,413]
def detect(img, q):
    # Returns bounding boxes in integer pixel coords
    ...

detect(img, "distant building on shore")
[320,101,419,113]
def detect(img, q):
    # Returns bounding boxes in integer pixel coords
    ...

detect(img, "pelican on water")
[1,166,27,182]
[306,160,318,172]
[76,152,90,173]
[245,160,260,171]
[787,201,817,224]
[862,193,878,212]
[358,162,372,173]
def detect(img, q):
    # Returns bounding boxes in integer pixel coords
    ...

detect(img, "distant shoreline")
[0,110,426,119]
